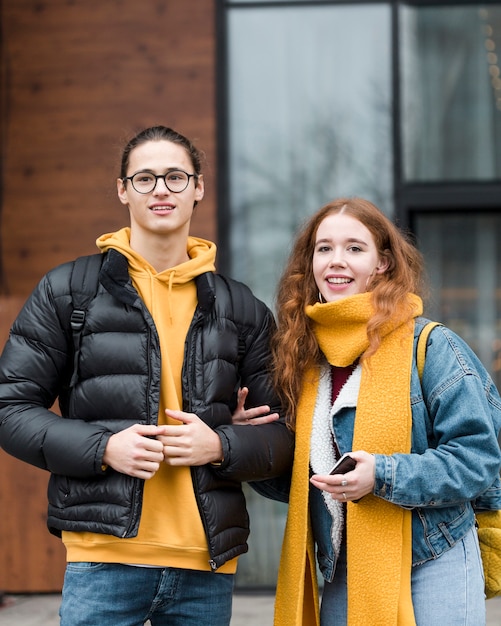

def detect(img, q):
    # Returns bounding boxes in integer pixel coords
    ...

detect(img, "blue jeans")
[59,563,234,626]
[320,526,485,625]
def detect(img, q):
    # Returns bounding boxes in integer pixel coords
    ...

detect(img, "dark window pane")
[401,5,501,182]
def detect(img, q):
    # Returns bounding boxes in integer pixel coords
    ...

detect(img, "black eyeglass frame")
[122,169,198,194]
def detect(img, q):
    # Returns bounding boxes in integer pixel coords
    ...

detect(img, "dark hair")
[119,126,203,179]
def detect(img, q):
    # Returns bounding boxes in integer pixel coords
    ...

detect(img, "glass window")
[234,485,288,587]
[228,3,392,306]
[414,212,501,389]
[400,4,501,182]
[227,1,392,589]
[226,1,501,591]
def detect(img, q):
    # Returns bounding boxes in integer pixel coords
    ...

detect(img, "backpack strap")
[416,321,442,381]
[69,254,104,387]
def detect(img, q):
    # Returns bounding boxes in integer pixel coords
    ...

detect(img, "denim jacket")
[311,317,501,582]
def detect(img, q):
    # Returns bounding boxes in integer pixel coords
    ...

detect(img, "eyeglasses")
[122,169,197,194]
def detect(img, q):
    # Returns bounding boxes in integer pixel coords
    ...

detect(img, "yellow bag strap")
[417,321,442,380]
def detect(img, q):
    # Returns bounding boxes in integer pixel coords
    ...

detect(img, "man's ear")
[194,174,205,203]
[117,178,129,206]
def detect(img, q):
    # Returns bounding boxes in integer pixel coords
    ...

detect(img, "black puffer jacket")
[0,249,294,570]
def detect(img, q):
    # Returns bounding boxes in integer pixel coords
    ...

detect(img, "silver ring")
[341,479,348,487]
[342,492,347,500]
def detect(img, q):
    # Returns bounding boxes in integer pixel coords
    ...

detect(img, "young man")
[0,126,293,626]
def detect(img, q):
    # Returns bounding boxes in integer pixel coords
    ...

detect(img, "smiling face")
[117,139,204,246]
[312,211,389,302]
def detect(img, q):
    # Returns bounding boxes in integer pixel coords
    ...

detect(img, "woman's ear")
[375,251,390,274]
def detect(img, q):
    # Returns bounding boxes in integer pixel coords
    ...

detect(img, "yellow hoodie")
[63,227,237,573]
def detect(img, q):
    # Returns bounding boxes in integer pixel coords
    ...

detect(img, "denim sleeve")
[373,325,501,508]
[474,476,501,511]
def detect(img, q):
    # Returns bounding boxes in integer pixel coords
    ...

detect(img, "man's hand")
[103,424,166,479]
[231,387,279,426]
[159,410,224,466]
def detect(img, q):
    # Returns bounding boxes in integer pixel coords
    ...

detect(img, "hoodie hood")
[96,227,217,325]
[96,227,217,286]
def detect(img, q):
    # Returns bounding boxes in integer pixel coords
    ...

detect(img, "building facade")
[1,0,500,592]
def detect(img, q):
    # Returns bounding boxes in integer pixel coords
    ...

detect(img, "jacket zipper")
[185,312,220,570]
[123,301,157,538]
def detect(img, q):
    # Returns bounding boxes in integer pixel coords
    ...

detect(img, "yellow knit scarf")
[274,292,423,626]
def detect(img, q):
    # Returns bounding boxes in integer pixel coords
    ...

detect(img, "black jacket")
[0,249,294,570]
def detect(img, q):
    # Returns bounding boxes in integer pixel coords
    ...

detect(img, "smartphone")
[329,453,357,475]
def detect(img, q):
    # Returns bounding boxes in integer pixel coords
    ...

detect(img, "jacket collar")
[101,249,217,314]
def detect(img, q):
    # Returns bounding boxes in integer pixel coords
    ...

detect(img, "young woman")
[262,198,500,625]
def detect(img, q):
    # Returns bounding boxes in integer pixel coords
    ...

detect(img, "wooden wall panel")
[0,0,218,592]
[0,297,66,592]
[0,455,67,593]
[1,0,217,297]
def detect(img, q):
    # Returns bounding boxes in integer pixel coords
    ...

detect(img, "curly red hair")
[271,197,425,428]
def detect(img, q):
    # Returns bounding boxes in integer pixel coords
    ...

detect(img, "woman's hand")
[231,387,279,426]
[310,450,376,502]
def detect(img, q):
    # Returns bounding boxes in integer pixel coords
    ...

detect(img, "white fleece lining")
[310,364,361,558]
